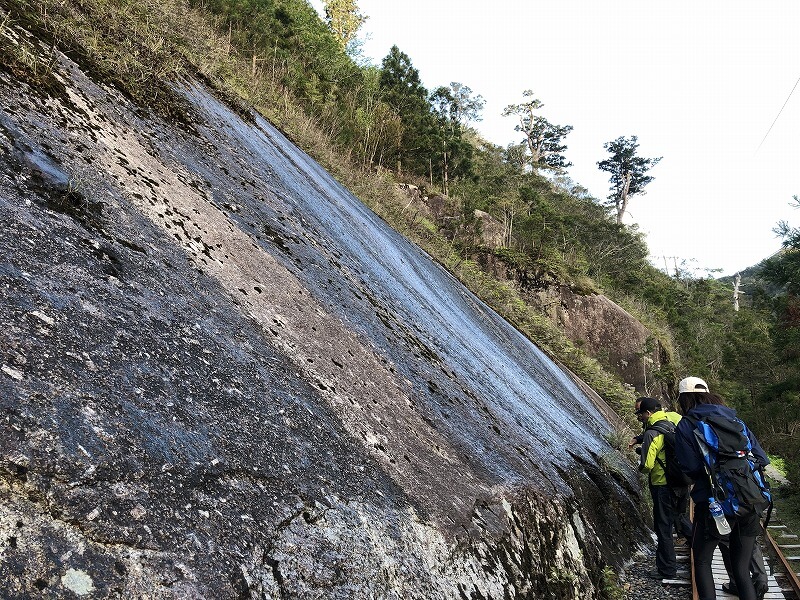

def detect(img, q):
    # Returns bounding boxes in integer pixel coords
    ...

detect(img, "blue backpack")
[690,414,772,517]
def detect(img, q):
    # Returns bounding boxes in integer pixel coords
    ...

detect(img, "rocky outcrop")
[0,26,647,599]
[396,183,449,222]
[473,252,667,397]
[531,287,668,397]
[473,210,506,248]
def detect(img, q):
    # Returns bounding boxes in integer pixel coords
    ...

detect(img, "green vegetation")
[2,0,798,488]
[598,566,625,600]
[769,455,788,478]
[772,486,800,540]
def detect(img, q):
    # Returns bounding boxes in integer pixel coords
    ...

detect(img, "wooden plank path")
[767,522,800,596]
[710,544,787,599]
[676,501,800,599]
[672,532,792,599]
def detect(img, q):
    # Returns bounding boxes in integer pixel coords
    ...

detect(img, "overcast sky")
[310,0,800,277]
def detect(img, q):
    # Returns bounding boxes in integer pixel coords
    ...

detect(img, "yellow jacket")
[639,410,681,486]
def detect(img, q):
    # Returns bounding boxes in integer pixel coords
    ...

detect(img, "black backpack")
[688,414,772,517]
[646,419,693,488]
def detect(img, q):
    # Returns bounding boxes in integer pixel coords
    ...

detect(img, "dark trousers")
[651,484,676,576]
[692,505,759,600]
[672,487,693,538]
[720,535,768,586]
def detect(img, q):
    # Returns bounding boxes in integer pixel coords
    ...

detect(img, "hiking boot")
[722,580,767,598]
[721,581,738,595]
[652,570,676,580]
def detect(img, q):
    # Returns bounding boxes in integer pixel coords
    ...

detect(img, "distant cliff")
[0,24,646,599]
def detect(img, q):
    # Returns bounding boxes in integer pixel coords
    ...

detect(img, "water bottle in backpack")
[708,498,731,535]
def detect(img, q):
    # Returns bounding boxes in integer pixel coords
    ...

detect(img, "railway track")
[758,512,800,599]
[674,508,800,600]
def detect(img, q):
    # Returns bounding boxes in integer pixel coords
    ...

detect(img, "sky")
[309,1,800,277]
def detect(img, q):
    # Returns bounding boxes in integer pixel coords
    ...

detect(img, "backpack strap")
[738,420,775,527]
[645,419,674,474]
[764,497,774,529]
[688,416,724,499]
[646,420,675,435]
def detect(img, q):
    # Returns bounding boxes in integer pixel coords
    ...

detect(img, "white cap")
[678,376,709,394]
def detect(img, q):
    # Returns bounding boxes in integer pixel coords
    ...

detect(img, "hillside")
[5,0,681,415]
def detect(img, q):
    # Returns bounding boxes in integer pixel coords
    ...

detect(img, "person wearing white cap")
[678,376,709,394]
[674,377,770,600]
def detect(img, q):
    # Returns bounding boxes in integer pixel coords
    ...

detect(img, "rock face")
[533,288,668,397]
[0,35,647,600]
[473,210,506,249]
[473,251,667,397]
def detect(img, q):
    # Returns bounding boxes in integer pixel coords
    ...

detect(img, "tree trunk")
[616,171,633,224]
[443,151,449,196]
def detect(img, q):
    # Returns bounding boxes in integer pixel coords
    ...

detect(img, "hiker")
[674,376,770,600]
[636,396,684,579]
[631,397,692,542]
[630,397,681,444]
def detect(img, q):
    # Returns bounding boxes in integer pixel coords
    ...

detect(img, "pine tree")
[378,46,436,176]
[502,91,573,172]
[597,136,661,224]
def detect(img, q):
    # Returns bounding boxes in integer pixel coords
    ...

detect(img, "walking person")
[636,397,681,578]
[674,376,770,600]
[630,397,692,541]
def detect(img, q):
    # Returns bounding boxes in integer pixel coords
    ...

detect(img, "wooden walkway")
[663,532,792,599]
[669,503,800,599]
[710,544,786,599]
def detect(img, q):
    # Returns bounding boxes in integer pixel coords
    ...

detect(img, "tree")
[342,66,402,169]
[502,90,573,172]
[429,84,478,194]
[323,0,366,53]
[378,45,436,176]
[762,197,800,295]
[447,82,485,127]
[597,136,661,224]
[760,196,800,365]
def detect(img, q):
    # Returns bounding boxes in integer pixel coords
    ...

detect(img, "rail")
[765,525,800,598]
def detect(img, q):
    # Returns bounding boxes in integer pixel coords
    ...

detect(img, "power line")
[754,73,800,156]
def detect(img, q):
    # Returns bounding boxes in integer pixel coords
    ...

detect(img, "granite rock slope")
[0,33,646,599]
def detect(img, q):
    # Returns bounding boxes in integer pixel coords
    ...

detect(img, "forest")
[2,0,798,494]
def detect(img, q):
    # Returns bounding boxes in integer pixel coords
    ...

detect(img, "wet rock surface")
[1,28,648,599]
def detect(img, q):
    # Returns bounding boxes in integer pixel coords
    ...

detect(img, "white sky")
[310,1,800,277]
